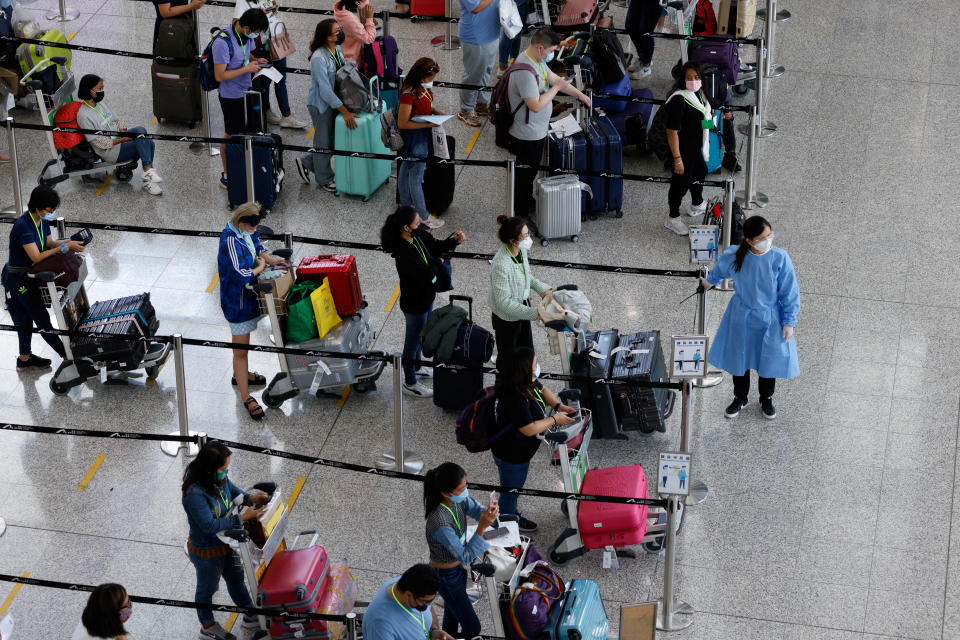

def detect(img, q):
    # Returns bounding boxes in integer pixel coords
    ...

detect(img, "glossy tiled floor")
[1,0,956,639]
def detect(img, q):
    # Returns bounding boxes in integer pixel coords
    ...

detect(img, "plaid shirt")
[489,245,549,322]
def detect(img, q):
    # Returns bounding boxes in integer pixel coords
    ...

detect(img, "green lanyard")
[234,25,250,66]
[440,503,466,543]
[390,585,428,640]
[216,486,230,516]
[523,52,548,89]
[531,387,547,411]
[509,248,526,277]
[30,215,45,251]
[328,46,344,69]
[410,237,428,266]
[89,103,118,140]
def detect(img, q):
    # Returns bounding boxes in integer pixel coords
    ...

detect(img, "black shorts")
[218,96,246,136]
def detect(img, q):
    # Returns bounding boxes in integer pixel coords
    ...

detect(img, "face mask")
[422,81,434,89]
[245,31,258,40]
[685,79,702,93]
[216,470,228,482]
[42,210,56,221]
[336,30,345,45]
[518,236,533,251]
[414,603,430,612]
[543,51,555,64]
[532,363,540,381]
[119,605,132,622]
[448,488,469,503]
[92,90,105,103]
[752,236,773,254]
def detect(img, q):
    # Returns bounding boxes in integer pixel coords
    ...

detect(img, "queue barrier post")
[717,179,735,291]
[754,36,776,137]
[656,495,694,631]
[505,157,515,218]
[283,231,294,251]
[678,375,708,505]
[4,117,23,217]
[381,9,391,38]
[757,0,792,23]
[347,612,359,640]
[161,333,203,457]
[736,106,768,210]
[45,0,79,22]
[691,267,723,389]
[374,353,424,474]
[762,0,786,78]
[191,15,219,157]
[244,137,256,203]
[431,0,461,50]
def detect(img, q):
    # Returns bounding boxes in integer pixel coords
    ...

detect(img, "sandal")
[244,397,265,421]
[232,372,266,387]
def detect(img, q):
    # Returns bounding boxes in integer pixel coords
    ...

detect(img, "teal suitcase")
[334,76,392,201]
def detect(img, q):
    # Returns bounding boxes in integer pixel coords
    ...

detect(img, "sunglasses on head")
[426,66,440,74]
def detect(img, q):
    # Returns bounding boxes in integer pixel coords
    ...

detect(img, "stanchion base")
[766,65,786,78]
[45,7,79,20]
[430,35,461,50]
[375,451,424,474]
[160,431,204,457]
[656,599,694,631]
[684,481,709,506]
[736,191,770,209]
[758,8,791,22]
[692,371,723,388]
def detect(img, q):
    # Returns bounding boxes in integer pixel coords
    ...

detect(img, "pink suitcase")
[257,531,330,638]
[555,0,599,26]
[576,464,649,550]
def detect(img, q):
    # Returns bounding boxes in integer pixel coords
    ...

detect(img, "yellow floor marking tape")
[336,385,351,407]
[77,454,106,491]
[305,126,314,139]
[67,32,76,41]
[384,282,400,312]
[150,117,158,126]
[94,174,113,196]
[287,476,307,510]
[205,274,220,293]
[0,572,30,615]
[464,129,481,154]
[223,613,239,631]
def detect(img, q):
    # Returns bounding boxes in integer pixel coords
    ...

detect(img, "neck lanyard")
[509,247,526,276]
[390,586,427,639]
[440,503,462,535]
[523,52,547,88]
[419,87,434,110]
[234,25,249,66]
[328,46,344,69]
[531,387,547,410]
[30,215,45,250]
[409,237,428,266]
[216,485,230,515]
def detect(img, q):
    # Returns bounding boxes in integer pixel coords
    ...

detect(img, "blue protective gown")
[705,245,800,379]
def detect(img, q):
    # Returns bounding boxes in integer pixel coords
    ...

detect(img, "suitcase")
[334,78,391,201]
[151,63,203,125]
[410,0,445,15]
[571,330,621,438]
[707,120,722,173]
[609,331,673,434]
[718,0,756,38]
[295,254,363,317]
[283,307,377,395]
[16,28,70,76]
[154,13,197,58]
[257,531,331,639]
[689,38,739,84]
[555,0,600,26]
[361,36,401,110]
[533,174,584,244]
[593,115,623,215]
[576,464,649,549]
[244,89,265,133]
[73,293,158,365]
[543,579,609,640]
[225,133,284,212]
[592,73,630,113]
[433,296,494,411]
[548,132,593,214]
[605,88,655,149]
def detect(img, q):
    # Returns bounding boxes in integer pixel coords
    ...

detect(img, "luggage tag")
[308,360,333,396]
[700,118,715,130]
[602,545,620,569]
[100,367,107,383]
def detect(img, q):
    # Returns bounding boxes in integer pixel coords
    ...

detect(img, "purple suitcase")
[689,38,739,84]
[606,88,654,148]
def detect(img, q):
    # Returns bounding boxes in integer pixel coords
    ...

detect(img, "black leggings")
[491,313,533,373]
[668,153,707,218]
[4,280,66,358]
[732,371,775,399]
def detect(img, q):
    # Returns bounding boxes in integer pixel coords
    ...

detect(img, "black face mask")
[414,604,430,612]
[335,30,345,45]
[92,90,105,103]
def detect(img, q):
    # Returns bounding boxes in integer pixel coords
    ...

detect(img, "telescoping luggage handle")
[290,529,322,550]
[449,294,473,322]
[368,75,383,113]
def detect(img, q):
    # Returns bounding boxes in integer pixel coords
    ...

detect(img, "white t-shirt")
[70,621,121,640]
[233,0,281,33]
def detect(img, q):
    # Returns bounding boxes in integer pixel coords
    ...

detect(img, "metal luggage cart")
[483,536,535,637]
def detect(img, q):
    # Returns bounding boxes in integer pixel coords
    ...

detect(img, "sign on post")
[671,335,709,378]
[658,452,692,497]
[688,225,719,263]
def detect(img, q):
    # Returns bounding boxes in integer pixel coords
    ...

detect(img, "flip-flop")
[243,397,265,421]
[232,372,266,386]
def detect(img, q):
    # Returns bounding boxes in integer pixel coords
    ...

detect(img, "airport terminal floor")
[1,0,959,638]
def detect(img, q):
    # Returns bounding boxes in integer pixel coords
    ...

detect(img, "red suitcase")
[296,254,363,316]
[576,464,649,549]
[257,531,331,638]
[410,0,445,15]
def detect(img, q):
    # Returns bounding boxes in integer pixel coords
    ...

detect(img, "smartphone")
[489,491,498,506]
[482,526,509,540]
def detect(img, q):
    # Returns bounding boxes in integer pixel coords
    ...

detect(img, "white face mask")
[752,236,773,254]
[532,363,541,381]
[518,236,533,251]
[422,81,434,89]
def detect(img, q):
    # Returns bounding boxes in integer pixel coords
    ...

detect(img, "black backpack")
[589,29,627,87]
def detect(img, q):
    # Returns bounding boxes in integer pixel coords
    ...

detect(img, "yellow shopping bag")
[310,279,341,338]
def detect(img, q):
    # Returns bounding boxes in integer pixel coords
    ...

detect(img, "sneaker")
[142,168,163,183]
[219,173,228,189]
[724,397,748,419]
[198,623,237,640]
[422,216,445,229]
[629,64,652,80]
[664,216,689,236]
[265,109,283,125]
[402,381,433,398]
[517,516,538,532]
[240,615,261,629]
[457,110,483,127]
[142,180,163,195]
[682,200,707,218]
[722,153,742,173]
[415,367,433,379]
[279,114,309,129]
[16,354,52,370]
[295,157,311,183]
[474,102,490,117]
[320,181,337,193]
[760,397,777,419]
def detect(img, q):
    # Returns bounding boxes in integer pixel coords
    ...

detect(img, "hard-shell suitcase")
[410,0,445,15]
[225,133,284,212]
[610,331,673,434]
[361,36,401,109]
[581,118,607,214]
[244,89,265,133]
[73,293,157,365]
[433,296,494,411]
[334,77,391,201]
[544,579,609,640]
[718,0,756,38]
[283,306,378,394]
[707,120,722,173]
[151,63,202,124]
[555,0,600,26]
[593,115,623,215]
[154,13,197,58]
[257,531,331,639]
[605,88,654,149]
[295,254,363,317]
[534,174,586,244]
[548,132,592,214]
[576,464,649,549]
[571,330,621,438]
[689,38,739,84]
[592,73,630,113]
[16,28,70,76]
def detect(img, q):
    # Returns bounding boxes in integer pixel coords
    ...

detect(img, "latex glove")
[782,325,795,342]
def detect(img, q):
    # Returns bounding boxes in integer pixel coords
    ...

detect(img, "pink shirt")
[333,0,377,63]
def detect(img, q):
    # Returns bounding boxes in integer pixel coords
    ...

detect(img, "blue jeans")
[302,105,336,184]
[498,0,528,67]
[625,0,663,66]
[398,129,429,221]
[188,551,253,625]
[438,565,481,638]
[492,454,531,516]
[402,306,431,385]
[115,126,155,168]
[256,56,291,116]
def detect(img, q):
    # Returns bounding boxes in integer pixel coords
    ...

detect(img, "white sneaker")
[142,168,163,183]
[279,114,308,129]
[683,201,707,218]
[142,180,162,195]
[422,216,445,229]
[415,367,433,379]
[265,109,283,125]
[630,65,652,80]
[402,381,433,398]
[664,216,689,236]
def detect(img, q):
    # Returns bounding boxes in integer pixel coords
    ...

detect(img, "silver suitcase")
[534,174,590,245]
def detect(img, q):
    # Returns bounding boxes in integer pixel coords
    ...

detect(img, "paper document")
[412,114,454,125]
[549,113,581,137]
[466,520,521,548]
[254,66,283,84]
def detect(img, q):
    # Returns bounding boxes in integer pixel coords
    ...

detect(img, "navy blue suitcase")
[582,119,607,215]
[606,88,655,143]
[433,296,494,411]
[225,133,283,213]
[594,115,623,216]
[549,132,589,213]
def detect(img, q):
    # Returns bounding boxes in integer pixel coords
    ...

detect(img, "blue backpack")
[198,27,233,91]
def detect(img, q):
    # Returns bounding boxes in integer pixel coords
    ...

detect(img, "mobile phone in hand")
[489,491,498,506]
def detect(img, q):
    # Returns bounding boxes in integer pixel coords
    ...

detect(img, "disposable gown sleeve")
[705,249,735,286]
[776,253,800,327]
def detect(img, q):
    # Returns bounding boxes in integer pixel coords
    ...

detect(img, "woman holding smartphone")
[423,462,499,639]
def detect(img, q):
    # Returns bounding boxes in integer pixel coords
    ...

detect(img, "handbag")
[269,21,296,61]
[27,252,82,288]
[499,0,522,39]
[485,545,521,582]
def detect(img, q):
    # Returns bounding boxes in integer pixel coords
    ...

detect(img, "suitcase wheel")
[353,380,376,393]
[571,234,579,243]
[262,391,285,408]
[732,83,751,96]
[50,377,72,396]
[642,537,664,554]
[547,543,573,567]
[540,238,549,247]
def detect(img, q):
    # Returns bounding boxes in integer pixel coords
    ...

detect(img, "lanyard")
[509,248,526,277]
[390,586,428,640]
[522,52,548,89]
[216,486,230,516]
[30,215,45,251]
[328,46,344,69]
[419,88,434,111]
[531,387,547,411]
[410,237,428,266]
[440,503,463,537]
[89,103,119,140]
[234,25,250,66]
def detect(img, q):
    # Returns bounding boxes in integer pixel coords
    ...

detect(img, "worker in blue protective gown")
[702,215,800,421]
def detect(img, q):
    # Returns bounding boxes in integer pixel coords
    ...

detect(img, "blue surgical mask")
[532,363,541,381]
[543,51,555,64]
[246,31,258,40]
[216,470,228,482]
[42,210,56,221]
[449,488,469,503]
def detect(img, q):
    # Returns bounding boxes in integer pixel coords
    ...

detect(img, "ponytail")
[733,215,772,272]
[379,206,419,254]
[423,462,466,518]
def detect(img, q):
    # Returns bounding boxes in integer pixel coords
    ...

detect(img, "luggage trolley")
[483,536,536,637]
[30,249,172,395]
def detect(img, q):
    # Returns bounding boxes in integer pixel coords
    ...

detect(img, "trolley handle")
[448,295,473,322]
[27,271,57,283]
[272,248,293,260]
[290,529,321,550]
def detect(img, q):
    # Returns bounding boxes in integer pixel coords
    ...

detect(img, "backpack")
[51,101,84,149]
[379,103,404,152]
[699,62,729,109]
[490,62,535,149]
[646,103,670,162]
[335,59,372,112]
[198,27,233,92]
[691,0,718,36]
[455,387,513,453]
[588,30,627,87]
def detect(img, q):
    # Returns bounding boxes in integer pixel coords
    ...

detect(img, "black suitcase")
[225,133,283,212]
[571,329,623,439]
[154,13,197,58]
[609,331,675,434]
[73,293,158,366]
[244,89,265,134]
[151,63,202,125]
[433,295,494,411]
[395,135,456,216]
